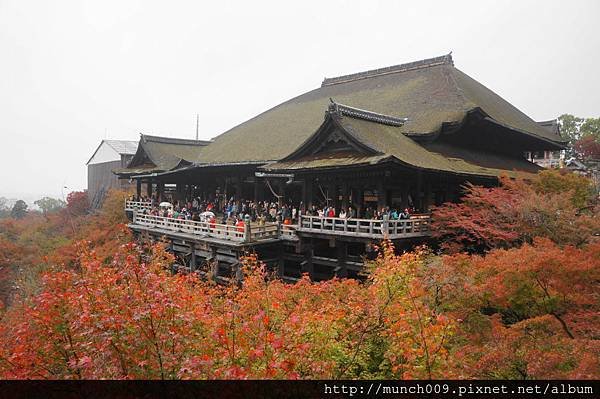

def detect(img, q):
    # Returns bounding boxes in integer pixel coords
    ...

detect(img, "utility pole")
[195,114,199,140]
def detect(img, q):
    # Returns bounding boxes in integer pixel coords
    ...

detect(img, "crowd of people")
[304,204,413,220]
[130,194,417,226]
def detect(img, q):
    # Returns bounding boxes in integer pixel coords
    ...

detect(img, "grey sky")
[0,0,598,199]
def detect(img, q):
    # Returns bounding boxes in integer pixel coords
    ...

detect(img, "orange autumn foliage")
[0,177,598,380]
[426,238,600,379]
[431,170,599,253]
[0,190,131,305]
[0,241,455,379]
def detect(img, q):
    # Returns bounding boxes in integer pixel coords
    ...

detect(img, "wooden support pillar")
[377,178,386,211]
[175,183,184,203]
[235,177,242,204]
[146,180,152,198]
[136,179,142,199]
[416,170,423,211]
[346,186,353,216]
[277,181,285,207]
[189,243,196,272]
[382,214,390,237]
[254,179,260,202]
[233,259,243,285]
[243,215,252,242]
[327,182,337,209]
[223,177,229,204]
[336,241,348,278]
[341,182,349,210]
[301,242,314,279]
[353,186,364,217]
[157,182,164,202]
[401,184,409,210]
[423,181,432,212]
[259,181,266,202]
[277,245,285,278]
[305,178,313,210]
[301,179,308,211]
[210,247,218,281]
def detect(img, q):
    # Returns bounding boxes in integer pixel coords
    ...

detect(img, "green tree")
[574,117,600,161]
[558,114,600,158]
[34,197,66,216]
[558,114,584,144]
[533,169,595,208]
[10,200,28,219]
[580,117,600,139]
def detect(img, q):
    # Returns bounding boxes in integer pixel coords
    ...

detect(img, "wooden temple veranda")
[116,54,566,282]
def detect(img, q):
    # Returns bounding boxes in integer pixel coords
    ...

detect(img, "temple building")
[116,54,566,281]
[114,134,212,201]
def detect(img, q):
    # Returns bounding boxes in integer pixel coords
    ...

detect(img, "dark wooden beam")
[336,241,348,278]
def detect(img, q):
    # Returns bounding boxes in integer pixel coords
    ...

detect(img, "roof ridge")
[141,133,211,146]
[321,53,453,87]
[328,100,408,127]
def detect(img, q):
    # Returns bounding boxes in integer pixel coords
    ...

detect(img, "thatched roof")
[193,54,565,166]
[264,104,541,178]
[537,119,561,136]
[114,134,211,176]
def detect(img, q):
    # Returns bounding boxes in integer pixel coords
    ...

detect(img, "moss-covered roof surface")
[194,54,565,165]
[263,152,389,171]
[120,134,211,174]
[265,112,541,178]
[112,164,162,176]
[141,135,210,169]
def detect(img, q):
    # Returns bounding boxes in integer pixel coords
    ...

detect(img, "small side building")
[112,134,212,202]
[86,140,139,208]
[525,119,563,168]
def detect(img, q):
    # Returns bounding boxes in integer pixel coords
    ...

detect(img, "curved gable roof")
[118,134,212,175]
[195,54,565,165]
[265,107,541,178]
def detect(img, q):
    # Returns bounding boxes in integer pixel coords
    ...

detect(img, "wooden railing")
[280,224,298,240]
[128,203,430,242]
[125,200,153,213]
[134,213,244,241]
[132,212,284,243]
[249,223,280,241]
[297,214,430,239]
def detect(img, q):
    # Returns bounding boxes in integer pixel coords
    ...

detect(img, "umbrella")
[159,202,172,208]
[200,211,215,222]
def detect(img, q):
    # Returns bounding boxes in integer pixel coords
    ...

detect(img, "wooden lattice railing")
[296,214,430,239]
[126,202,430,242]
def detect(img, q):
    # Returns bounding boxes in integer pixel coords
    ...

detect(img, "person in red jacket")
[236,217,245,233]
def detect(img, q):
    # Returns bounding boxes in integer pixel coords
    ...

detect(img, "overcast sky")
[0,0,598,200]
